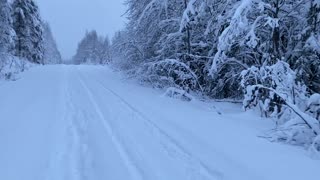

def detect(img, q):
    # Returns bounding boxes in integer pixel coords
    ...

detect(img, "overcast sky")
[35,0,127,59]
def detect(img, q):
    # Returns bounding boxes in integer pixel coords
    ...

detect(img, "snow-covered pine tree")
[42,22,62,64]
[12,0,44,64]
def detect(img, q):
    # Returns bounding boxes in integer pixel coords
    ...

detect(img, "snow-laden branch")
[209,0,254,75]
[252,84,320,135]
[179,0,198,32]
[142,59,204,92]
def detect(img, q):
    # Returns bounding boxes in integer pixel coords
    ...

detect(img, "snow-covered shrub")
[139,59,201,91]
[0,55,31,80]
[270,117,319,151]
[271,104,320,151]
[241,61,296,119]
[164,87,194,102]
[242,61,320,150]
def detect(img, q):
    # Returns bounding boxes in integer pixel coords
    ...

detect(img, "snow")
[305,34,320,53]
[265,17,279,28]
[0,55,32,80]
[0,65,319,180]
[164,87,194,101]
[308,93,320,107]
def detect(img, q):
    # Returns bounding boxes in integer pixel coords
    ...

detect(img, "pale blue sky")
[35,0,127,59]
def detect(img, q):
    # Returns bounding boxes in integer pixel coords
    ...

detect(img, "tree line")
[73,30,112,65]
[0,0,61,68]
[110,0,320,151]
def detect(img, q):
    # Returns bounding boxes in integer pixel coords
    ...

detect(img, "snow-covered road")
[0,65,318,180]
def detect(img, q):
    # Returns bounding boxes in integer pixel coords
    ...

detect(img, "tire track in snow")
[79,71,223,180]
[64,71,94,180]
[44,71,92,180]
[43,69,73,180]
[77,74,145,180]
[68,102,92,180]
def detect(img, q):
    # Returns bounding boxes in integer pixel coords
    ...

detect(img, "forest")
[110,0,320,151]
[0,0,61,78]
[1,0,320,155]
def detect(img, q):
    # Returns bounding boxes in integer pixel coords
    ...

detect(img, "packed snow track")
[0,65,318,180]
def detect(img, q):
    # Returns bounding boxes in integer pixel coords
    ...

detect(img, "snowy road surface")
[0,65,318,180]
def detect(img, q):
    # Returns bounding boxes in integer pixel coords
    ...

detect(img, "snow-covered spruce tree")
[42,22,62,64]
[12,0,44,64]
[0,0,15,54]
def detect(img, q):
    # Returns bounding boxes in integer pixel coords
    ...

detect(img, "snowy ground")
[0,65,318,180]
